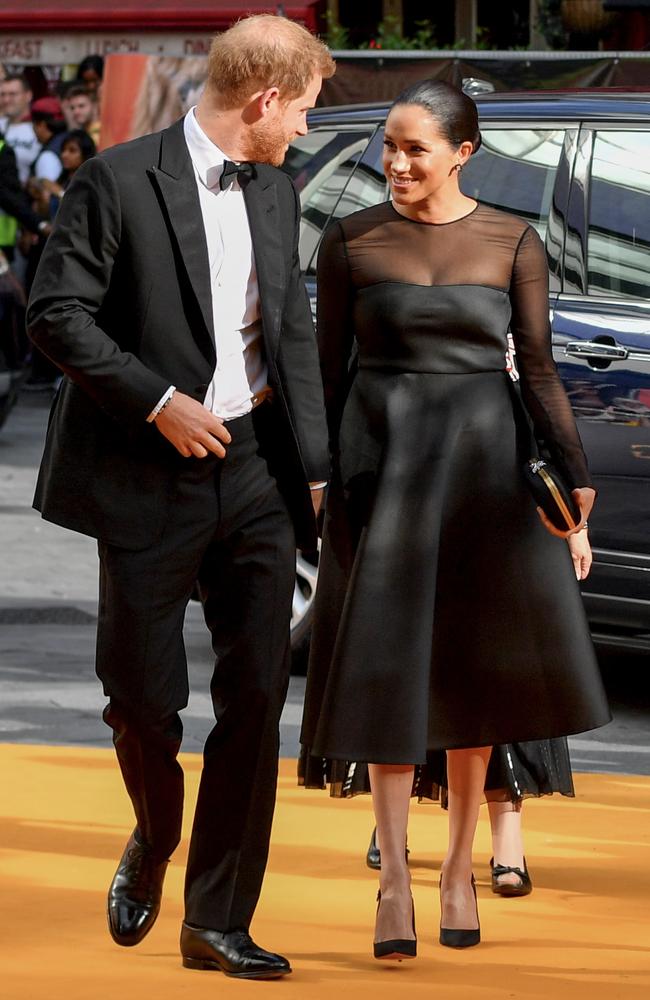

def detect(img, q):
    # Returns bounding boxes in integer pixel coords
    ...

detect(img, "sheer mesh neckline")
[318,200,593,489]
[389,200,479,227]
[335,200,526,290]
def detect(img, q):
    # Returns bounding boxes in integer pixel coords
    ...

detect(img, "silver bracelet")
[158,390,175,415]
[146,385,176,423]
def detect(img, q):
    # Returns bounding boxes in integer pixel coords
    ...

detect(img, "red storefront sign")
[0,1,322,33]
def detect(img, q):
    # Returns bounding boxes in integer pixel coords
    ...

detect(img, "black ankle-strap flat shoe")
[490,856,533,897]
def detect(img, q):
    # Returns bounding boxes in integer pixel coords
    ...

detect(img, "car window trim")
[460,121,577,291]
[579,123,650,304]
[304,125,379,276]
[563,124,594,296]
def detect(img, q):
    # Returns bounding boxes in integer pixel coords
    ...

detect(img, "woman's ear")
[458,140,474,167]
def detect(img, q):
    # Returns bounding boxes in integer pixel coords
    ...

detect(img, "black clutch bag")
[522,457,581,532]
[510,381,582,533]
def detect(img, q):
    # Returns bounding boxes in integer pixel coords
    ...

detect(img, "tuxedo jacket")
[27,118,329,552]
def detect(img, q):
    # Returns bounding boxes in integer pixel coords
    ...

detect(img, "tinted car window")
[305,129,389,277]
[336,129,388,218]
[282,128,373,271]
[587,131,650,300]
[459,129,565,241]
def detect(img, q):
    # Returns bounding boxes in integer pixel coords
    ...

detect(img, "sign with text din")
[0,34,216,65]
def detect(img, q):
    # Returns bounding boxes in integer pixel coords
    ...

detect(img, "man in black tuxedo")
[27,16,334,980]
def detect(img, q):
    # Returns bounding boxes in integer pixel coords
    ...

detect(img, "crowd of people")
[0,57,101,389]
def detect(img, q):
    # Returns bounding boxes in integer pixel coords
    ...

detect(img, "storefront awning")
[0,1,321,33]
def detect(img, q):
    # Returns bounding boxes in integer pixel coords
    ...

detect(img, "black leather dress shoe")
[180,922,292,979]
[366,827,381,870]
[366,826,409,871]
[107,830,169,946]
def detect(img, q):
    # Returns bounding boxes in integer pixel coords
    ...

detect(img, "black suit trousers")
[97,407,295,931]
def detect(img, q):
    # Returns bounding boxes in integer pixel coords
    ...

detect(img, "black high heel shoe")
[490,856,533,897]
[373,890,417,961]
[366,827,410,871]
[439,873,480,949]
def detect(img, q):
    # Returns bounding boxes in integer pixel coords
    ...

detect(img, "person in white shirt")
[27,14,334,980]
[0,74,40,185]
[29,98,65,183]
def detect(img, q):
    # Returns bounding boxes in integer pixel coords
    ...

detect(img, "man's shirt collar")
[184,107,231,191]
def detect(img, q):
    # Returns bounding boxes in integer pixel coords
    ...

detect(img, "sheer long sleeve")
[510,227,592,489]
[316,221,356,452]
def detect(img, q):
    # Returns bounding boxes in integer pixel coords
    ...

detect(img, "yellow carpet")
[0,744,648,1000]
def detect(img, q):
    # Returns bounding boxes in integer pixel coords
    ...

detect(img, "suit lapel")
[243,175,286,360]
[147,119,215,367]
[147,122,288,367]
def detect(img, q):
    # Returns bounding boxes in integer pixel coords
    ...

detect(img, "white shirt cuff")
[146,385,176,423]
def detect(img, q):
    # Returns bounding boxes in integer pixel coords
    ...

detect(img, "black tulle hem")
[298,739,575,807]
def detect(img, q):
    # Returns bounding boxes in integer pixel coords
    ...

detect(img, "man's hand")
[153,391,232,458]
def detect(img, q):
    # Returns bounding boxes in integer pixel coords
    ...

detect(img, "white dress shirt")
[149,108,268,423]
[149,108,269,421]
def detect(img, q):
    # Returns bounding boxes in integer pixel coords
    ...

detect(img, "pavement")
[0,392,648,773]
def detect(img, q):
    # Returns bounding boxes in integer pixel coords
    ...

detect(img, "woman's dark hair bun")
[391,79,481,154]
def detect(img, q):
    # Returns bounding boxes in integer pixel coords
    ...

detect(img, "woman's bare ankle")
[379,866,411,896]
[440,858,472,885]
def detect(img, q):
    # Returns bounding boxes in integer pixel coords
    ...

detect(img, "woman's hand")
[536,486,596,539]
[41,179,64,198]
[567,528,592,580]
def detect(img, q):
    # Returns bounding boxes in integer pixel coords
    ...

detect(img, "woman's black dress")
[299,201,610,783]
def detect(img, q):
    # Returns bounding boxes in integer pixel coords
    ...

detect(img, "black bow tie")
[219,160,255,190]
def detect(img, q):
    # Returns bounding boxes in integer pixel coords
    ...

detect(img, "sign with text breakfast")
[0,33,215,65]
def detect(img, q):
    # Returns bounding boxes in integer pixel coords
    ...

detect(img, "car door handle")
[564,341,629,360]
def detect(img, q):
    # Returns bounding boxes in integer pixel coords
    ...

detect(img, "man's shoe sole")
[182,956,291,978]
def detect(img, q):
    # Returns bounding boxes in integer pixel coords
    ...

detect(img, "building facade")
[326,0,650,50]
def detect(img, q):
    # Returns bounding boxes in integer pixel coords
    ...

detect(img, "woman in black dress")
[299,80,610,958]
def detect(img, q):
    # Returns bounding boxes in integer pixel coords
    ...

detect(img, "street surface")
[1,394,648,773]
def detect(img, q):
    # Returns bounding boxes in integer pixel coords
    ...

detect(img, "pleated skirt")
[300,368,610,769]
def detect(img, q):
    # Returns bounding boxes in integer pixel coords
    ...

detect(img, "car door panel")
[555,125,650,627]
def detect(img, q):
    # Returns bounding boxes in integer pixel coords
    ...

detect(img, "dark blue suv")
[285,92,650,658]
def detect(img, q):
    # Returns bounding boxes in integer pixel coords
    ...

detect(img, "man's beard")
[243,117,290,166]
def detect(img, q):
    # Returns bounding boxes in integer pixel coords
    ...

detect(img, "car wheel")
[0,369,17,432]
[290,546,319,673]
